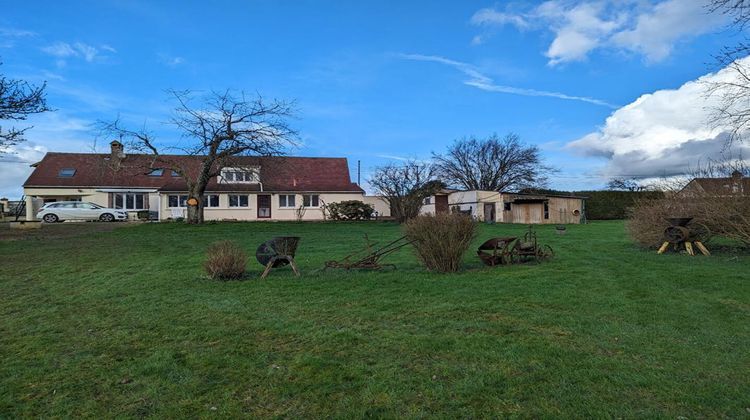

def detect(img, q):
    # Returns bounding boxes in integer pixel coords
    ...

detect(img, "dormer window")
[148,168,164,176]
[58,168,76,177]
[221,167,260,183]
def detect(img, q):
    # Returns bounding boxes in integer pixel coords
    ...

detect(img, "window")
[543,202,549,219]
[279,194,296,208]
[76,203,101,209]
[58,168,76,177]
[229,195,249,207]
[148,168,164,176]
[503,202,512,211]
[221,167,259,183]
[168,195,188,208]
[113,193,146,210]
[303,194,320,207]
[171,170,180,177]
[203,195,219,208]
[424,197,432,205]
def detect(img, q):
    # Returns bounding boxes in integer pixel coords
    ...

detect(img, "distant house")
[420,190,586,224]
[678,170,747,197]
[22,140,377,221]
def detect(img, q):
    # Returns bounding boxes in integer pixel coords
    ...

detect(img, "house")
[678,170,748,197]
[420,190,586,224]
[21,141,375,221]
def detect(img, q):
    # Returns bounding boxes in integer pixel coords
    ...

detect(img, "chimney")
[110,140,125,167]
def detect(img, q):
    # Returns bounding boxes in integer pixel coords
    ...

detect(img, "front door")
[483,203,496,222]
[257,195,271,218]
[435,194,449,213]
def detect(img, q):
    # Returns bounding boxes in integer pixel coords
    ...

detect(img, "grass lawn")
[1,220,748,418]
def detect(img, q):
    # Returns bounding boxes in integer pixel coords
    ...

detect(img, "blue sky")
[1,0,747,198]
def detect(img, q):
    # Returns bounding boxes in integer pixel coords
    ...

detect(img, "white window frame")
[228,194,249,207]
[302,194,320,207]
[113,193,147,210]
[220,167,260,184]
[279,194,296,208]
[168,194,189,208]
[203,194,220,208]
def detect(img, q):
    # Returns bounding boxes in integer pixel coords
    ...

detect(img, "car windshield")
[87,203,103,209]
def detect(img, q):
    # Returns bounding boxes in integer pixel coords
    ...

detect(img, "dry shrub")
[403,213,477,272]
[204,240,247,280]
[627,195,750,248]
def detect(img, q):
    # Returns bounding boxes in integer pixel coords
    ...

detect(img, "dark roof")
[503,192,588,200]
[23,152,364,193]
[683,177,749,195]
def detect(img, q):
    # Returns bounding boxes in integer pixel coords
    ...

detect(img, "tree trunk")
[186,187,206,224]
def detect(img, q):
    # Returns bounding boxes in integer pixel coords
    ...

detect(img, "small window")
[303,194,320,207]
[148,168,164,176]
[171,170,180,177]
[279,194,296,208]
[203,195,220,208]
[503,202,511,211]
[423,197,432,205]
[229,195,249,207]
[58,168,76,177]
[543,202,549,219]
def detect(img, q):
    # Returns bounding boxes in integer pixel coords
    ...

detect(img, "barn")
[421,190,586,224]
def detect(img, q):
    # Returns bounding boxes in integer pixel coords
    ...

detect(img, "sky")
[1,0,749,198]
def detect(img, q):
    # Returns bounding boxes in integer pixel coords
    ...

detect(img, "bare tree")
[368,160,443,222]
[101,89,297,224]
[0,61,51,153]
[705,0,750,145]
[432,133,554,192]
[606,177,648,192]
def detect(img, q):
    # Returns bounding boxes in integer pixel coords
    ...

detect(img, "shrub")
[203,240,247,280]
[403,213,477,273]
[627,195,750,248]
[325,200,375,220]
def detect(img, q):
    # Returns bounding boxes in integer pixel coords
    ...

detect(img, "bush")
[403,213,477,273]
[325,200,375,220]
[627,195,750,248]
[203,240,247,280]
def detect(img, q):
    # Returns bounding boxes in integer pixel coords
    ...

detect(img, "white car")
[37,201,128,223]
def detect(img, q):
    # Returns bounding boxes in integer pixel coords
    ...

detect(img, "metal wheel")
[99,213,115,222]
[688,222,711,244]
[42,213,59,223]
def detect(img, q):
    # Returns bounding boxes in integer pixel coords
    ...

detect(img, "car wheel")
[99,213,115,222]
[42,213,59,223]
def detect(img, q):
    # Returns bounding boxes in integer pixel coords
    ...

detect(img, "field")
[0,221,748,417]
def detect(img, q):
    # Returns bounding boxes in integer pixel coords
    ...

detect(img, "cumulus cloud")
[567,57,750,178]
[471,0,726,66]
[398,53,616,107]
[41,41,115,65]
[0,112,97,198]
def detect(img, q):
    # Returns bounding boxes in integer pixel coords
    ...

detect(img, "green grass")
[1,221,748,418]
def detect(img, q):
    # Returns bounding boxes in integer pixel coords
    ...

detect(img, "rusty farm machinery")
[477,226,554,266]
[324,234,416,270]
[657,217,711,256]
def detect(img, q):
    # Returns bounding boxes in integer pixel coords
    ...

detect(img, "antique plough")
[324,235,415,270]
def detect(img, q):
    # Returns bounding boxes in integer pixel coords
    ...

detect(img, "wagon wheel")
[256,241,290,268]
[688,222,711,244]
[536,244,554,262]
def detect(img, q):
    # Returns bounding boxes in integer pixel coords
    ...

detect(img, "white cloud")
[471,0,726,66]
[611,0,724,63]
[0,112,98,198]
[398,53,616,108]
[157,53,185,67]
[471,8,530,29]
[0,26,36,48]
[41,41,114,65]
[567,56,750,177]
